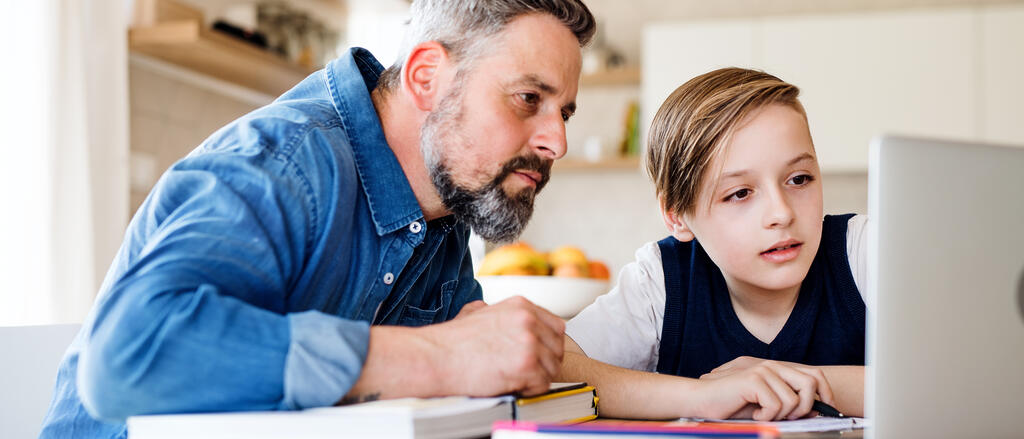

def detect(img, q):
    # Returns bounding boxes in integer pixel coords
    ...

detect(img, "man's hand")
[694,358,835,421]
[453,300,487,319]
[423,296,565,397]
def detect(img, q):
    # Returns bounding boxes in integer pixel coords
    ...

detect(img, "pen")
[812,400,844,418]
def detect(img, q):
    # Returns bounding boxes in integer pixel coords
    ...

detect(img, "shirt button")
[383,272,394,285]
[409,222,422,233]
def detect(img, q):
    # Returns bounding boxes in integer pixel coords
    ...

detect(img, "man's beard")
[420,83,552,243]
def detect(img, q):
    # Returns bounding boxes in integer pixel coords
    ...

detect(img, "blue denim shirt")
[38,48,482,439]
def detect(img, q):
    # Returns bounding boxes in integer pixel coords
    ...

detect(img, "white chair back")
[0,324,81,439]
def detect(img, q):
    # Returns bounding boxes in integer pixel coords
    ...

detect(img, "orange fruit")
[553,263,588,278]
[588,261,611,280]
[548,246,588,267]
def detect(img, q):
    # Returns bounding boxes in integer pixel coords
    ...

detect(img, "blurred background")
[1,0,1022,326]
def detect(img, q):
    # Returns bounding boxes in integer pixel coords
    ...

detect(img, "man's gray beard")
[420,85,547,243]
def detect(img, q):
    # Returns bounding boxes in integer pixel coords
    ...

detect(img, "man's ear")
[661,207,695,242]
[401,41,449,112]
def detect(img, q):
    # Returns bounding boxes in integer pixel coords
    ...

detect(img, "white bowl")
[476,275,611,319]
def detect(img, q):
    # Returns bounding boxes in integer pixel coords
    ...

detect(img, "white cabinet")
[981,5,1024,146]
[642,20,757,147]
[760,10,975,172]
[643,5,1024,172]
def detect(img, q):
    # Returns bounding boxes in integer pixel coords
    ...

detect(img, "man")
[39,1,595,437]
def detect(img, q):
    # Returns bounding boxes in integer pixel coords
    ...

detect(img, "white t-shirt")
[565,214,869,373]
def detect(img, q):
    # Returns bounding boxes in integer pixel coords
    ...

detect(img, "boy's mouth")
[760,239,803,262]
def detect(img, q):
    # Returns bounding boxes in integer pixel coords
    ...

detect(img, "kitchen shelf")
[580,67,641,87]
[553,156,642,171]
[129,20,314,96]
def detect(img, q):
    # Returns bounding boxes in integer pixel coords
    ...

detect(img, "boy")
[557,68,867,421]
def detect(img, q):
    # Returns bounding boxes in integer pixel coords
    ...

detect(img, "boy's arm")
[818,366,863,417]
[558,338,836,421]
[701,357,864,417]
[559,346,704,419]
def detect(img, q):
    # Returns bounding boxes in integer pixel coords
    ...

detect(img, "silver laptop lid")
[866,135,1024,438]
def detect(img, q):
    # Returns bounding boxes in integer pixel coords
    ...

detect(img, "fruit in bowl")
[548,246,590,277]
[477,243,550,276]
[475,243,612,318]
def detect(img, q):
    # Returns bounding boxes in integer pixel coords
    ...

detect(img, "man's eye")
[561,111,571,122]
[518,92,540,106]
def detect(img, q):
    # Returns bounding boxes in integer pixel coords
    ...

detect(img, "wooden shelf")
[553,156,642,171]
[129,20,315,96]
[580,67,641,87]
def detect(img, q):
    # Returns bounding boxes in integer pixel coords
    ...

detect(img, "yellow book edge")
[519,396,599,424]
[562,413,599,424]
[516,386,596,406]
[562,395,600,424]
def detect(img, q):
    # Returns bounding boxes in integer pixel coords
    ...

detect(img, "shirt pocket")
[399,279,457,327]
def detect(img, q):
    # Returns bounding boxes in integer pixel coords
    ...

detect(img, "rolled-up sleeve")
[283,311,369,409]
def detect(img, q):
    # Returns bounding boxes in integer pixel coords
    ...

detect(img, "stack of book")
[127,383,597,439]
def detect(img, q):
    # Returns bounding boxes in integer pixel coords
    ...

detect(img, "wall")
[641,5,1024,173]
[128,55,264,214]
[563,84,640,162]
[582,0,1024,67]
[517,168,664,279]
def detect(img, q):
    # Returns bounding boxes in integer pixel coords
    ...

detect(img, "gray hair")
[377,0,595,92]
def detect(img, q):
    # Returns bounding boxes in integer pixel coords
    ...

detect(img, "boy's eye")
[789,174,814,185]
[725,188,751,202]
[561,110,572,122]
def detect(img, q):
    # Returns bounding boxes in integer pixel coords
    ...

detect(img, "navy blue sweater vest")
[655,214,866,378]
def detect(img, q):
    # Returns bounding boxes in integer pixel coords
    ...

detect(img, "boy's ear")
[401,41,449,112]
[662,208,695,242]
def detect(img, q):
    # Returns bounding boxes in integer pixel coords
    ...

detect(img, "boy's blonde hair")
[645,67,806,215]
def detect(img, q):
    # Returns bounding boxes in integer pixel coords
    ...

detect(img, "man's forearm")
[819,366,864,417]
[343,298,569,404]
[556,351,700,419]
[340,326,443,404]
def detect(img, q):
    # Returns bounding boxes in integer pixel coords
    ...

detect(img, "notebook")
[127,383,596,439]
[492,419,774,438]
[681,416,867,433]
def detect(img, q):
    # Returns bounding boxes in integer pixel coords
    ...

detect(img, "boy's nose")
[763,189,795,229]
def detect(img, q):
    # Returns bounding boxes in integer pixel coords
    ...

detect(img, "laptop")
[866,135,1024,438]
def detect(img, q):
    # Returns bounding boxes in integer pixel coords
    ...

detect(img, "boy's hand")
[694,358,835,421]
[701,356,831,390]
[700,355,763,379]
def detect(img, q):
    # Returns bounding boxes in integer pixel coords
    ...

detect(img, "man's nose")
[529,112,568,160]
